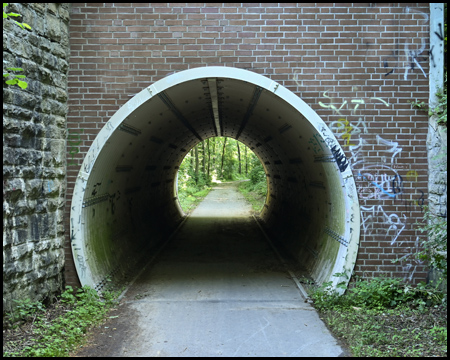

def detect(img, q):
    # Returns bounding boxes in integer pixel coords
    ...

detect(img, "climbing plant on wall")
[3,3,31,89]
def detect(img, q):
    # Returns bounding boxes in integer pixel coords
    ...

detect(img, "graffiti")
[344,177,356,200]
[348,135,402,170]
[331,118,351,145]
[416,190,425,207]
[83,152,94,173]
[108,193,116,215]
[293,6,431,280]
[401,195,421,213]
[361,205,407,245]
[394,236,426,281]
[91,182,102,196]
[406,170,419,182]
[318,91,347,116]
[376,135,402,165]
[319,91,390,117]
[308,134,325,154]
[434,22,444,41]
[330,117,367,146]
[331,145,349,172]
[76,254,87,279]
[357,171,401,199]
[382,6,429,80]
[68,128,84,167]
[391,175,403,197]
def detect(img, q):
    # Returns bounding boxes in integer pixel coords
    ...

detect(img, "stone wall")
[3,3,70,313]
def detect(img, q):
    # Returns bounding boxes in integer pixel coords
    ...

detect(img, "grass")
[309,275,447,357]
[237,179,267,213]
[3,285,120,357]
[177,185,211,214]
[319,305,447,356]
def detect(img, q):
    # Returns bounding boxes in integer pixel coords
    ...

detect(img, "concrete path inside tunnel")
[74,181,348,357]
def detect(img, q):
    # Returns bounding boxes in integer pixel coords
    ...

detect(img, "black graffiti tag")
[331,145,349,172]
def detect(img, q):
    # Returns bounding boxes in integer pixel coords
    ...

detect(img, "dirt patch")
[69,300,139,357]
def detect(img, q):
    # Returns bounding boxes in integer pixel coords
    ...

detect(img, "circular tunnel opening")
[70,67,360,294]
[176,137,268,215]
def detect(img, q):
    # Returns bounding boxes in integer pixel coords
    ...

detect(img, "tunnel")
[70,66,360,294]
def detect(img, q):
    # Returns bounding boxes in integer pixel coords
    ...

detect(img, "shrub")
[310,274,446,311]
[416,206,447,278]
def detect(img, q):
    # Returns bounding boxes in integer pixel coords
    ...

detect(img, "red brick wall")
[66,3,431,286]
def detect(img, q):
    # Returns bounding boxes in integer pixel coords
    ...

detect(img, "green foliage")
[429,326,447,344]
[309,274,447,356]
[310,274,445,311]
[3,3,31,29]
[3,67,28,89]
[248,156,266,186]
[238,180,267,212]
[6,298,46,325]
[236,153,267,212]
[411,74,447,127]
[416,206,447,278]
[3,285,120,357]
[3,3,31,89]
[432,81,447,127]
[318,305,447,357]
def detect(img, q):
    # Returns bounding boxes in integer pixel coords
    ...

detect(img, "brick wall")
[66,3,432,285]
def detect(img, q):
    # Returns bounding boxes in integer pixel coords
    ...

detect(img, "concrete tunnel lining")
[70,66,360,293]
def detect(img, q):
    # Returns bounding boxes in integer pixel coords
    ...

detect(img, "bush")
[416,206,447,278]
[249,161,265,185]
[6,298,46,325]
[310,274,446,311]
[4,286,120,357]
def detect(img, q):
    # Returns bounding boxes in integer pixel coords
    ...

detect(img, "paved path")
[74,182,347,357]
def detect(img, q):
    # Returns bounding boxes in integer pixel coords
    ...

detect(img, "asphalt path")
[74,181,347,357]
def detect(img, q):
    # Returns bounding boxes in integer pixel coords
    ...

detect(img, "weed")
[6,298,46,325]
[238,180,267,213]
[177,184,211,213]
[429,326,447,345]
[3,285,119,357]
[309,274,447,357]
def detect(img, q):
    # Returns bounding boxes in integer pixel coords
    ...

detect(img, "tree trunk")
[201,140,206,176]
[207,138,211,179]
[245,146,248,175]
[237,140,241,174]
[194,145,199,184]
[220,137,227,177]
[212,137,216,165]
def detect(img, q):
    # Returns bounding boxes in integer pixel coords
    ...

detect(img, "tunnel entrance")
[70,66,360,294]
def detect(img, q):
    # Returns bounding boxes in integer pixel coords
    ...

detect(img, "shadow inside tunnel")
[130,214,310,295]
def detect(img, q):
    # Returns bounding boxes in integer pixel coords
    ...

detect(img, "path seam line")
[252,215,310,302]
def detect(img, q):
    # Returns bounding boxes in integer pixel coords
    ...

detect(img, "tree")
[237,141,241,174]
[220,137,227,177]
[194,145,199,184]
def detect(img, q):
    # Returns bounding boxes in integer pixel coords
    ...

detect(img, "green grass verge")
[309,275,447,357]
[177,186,212,213]
[3,286,120,357]
[319,305,447,357]
[237,180,267,213]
